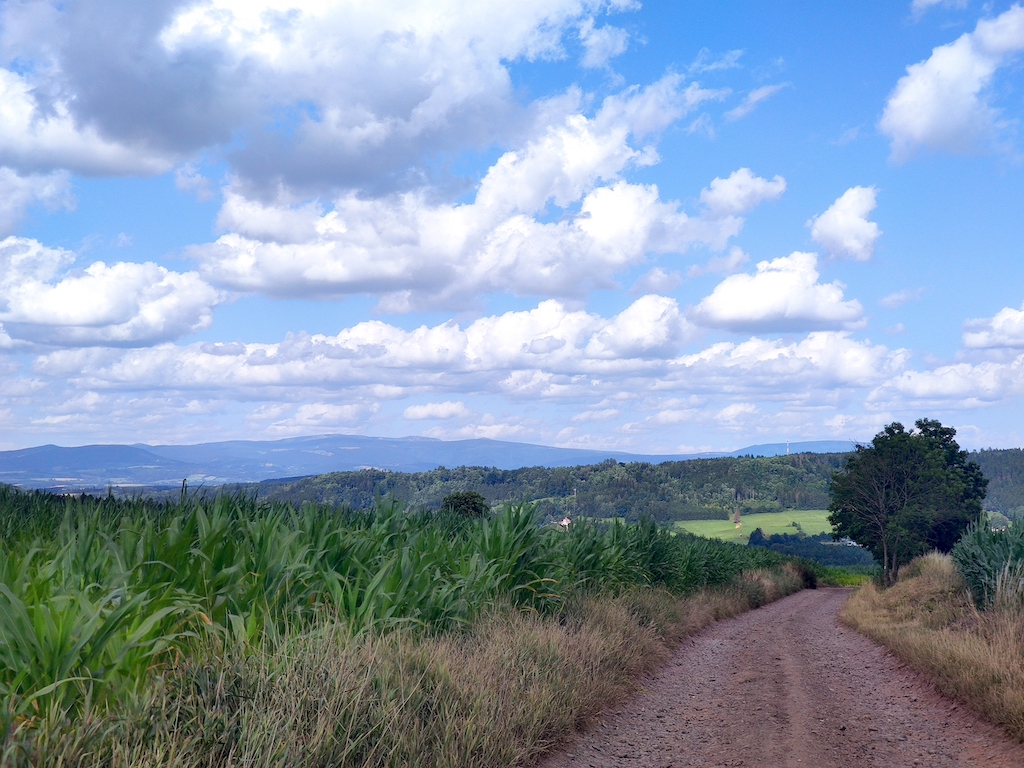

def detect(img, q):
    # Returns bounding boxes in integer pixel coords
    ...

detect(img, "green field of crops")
[0,484,804,766]
[675,509,834,543]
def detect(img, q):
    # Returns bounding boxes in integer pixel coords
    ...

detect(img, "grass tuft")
[841,551,1024,741]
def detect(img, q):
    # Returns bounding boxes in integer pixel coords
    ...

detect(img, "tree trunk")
[884,549,900,587]
[881,541,893,587]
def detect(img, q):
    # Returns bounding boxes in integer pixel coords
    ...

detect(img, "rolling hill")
[0,435,859,491]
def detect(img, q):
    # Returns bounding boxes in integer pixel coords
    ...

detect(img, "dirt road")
[539,588,1024,768]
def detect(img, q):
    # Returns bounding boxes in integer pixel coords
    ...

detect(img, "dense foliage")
[440,490,490,517]
[257,453,846,522]
[972,448,1024,518]
[0,483,791,747]
[829,419,987,585]
[747,528,876,567]
[952,519,1024,609]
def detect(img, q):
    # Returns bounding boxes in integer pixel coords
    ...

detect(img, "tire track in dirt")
[538,588,1024,768]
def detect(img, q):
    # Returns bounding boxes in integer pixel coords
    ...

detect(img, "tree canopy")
[828,419,987,585]
[441,491,490,518]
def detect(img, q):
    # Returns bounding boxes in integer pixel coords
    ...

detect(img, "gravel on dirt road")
[537,588,1024,768]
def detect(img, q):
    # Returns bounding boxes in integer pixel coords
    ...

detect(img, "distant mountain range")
[0,435,860,491]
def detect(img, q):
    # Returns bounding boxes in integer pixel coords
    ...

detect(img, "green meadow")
[675,509,834,543]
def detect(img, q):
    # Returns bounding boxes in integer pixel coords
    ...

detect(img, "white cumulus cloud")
[572,408,620,422]
[268,402,379,433]
[671,332,906,392]
[963,303,1024,348]
[0,69,173,176]
[717,402,757,423]
[0,0,644,190]
[689,252,864,332]
[808,186,881,261]
[585,295,694,358]
[190,79,761,309]
[688,246,749,278]
[631,267,682,295]
[0,168,75,235]
[871,358,1024,407]
[579,18,630,68]
[31,298,905,420]
[404,401,471,420]
[880,5,1024,160]
[157,0,645,191]
[175,163,215,202]
[36,295,688,392]
[0,237,223,346]
[699,168,786,217]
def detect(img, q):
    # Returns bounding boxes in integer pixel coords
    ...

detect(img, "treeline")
[972,449,1024,517]
[257,453,847,522]
[748,528,876,567]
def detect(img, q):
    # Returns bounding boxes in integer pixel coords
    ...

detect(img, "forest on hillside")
[252,447,1024,523]
[258,453,848,523]
[971,449,1024,518]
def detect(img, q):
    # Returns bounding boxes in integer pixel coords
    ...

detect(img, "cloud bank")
[190,79,765,309]
[0,237,222,346]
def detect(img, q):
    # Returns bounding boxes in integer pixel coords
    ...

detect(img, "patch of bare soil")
[537,588,1024,767]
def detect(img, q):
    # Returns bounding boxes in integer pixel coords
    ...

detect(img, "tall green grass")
[0,484,792,763]
[952,519,1024,609]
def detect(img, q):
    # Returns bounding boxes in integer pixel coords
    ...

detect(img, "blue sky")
[2,0,1024,452]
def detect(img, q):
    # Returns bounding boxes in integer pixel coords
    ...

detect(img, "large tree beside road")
[828,419,987,586]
